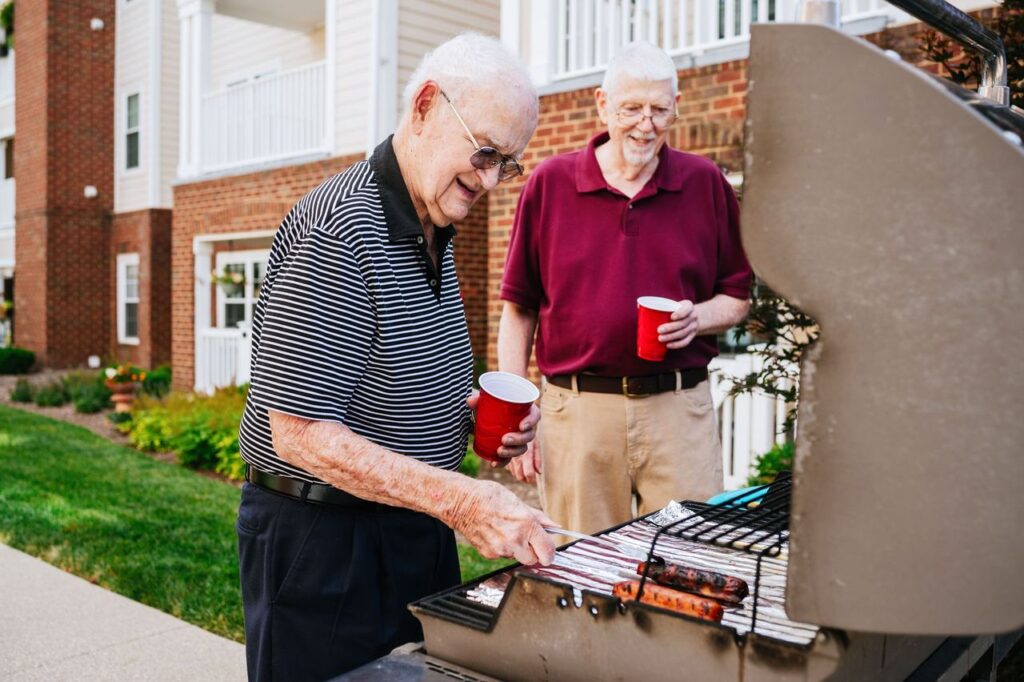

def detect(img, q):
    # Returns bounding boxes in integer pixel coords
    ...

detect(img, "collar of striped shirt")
[370,135,457,249]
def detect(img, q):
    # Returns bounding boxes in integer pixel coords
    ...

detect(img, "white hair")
[402,32,538,121]
[601,41,678,100]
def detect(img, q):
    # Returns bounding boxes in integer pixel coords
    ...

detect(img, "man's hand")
[508,436,541,484]
[450,479,556,566]
[466,392,541,465]
[659,299,701,350]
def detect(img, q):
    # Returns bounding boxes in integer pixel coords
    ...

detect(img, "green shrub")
[34,382,68,407]
[0,347,35,374]
[128,388,246,479]
[107,411,134,431]
[63,371,112,413]
[746,441,795,487]
[72,383,112,414]
[459,440,481,478]
[9,378,33,403]
[141,365,172,398]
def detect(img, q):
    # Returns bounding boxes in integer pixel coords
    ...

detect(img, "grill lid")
[742,23,1024,634]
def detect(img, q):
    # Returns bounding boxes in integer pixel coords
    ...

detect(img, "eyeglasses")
[614,104,678,129]
[440,89,525,183]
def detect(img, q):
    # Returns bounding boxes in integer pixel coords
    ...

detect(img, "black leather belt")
[547,368,708,397]
[245,465,398,512]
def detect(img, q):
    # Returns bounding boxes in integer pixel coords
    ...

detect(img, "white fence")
[708,352,792,490]
[553,0,887,79]
[200,61,326,173]
[0,178,14,230]
[195,325,251,395]
[0,52,12,103]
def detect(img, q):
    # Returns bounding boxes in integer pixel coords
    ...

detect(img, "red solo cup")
[473,372,540,463]
[637,296,679,362]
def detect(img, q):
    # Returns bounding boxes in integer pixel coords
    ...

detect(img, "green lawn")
[0,405,510,642]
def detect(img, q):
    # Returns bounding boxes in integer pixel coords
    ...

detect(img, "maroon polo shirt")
[500,132,753,377]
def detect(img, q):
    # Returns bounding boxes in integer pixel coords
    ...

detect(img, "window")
[125,93,140,170]
[215,250,268,331]
[117,253,140,345]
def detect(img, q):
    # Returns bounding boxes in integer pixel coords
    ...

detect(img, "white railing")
[195,324,251,394]
[0,52,13,103]
[553,0,887,79]
[0,178,14,230]
[709,352,792,490]
[200,61,326,174]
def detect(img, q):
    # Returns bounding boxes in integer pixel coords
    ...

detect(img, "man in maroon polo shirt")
[498,42,753,534]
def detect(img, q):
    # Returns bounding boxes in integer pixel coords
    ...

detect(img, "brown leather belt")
[547,368,708,397]
[246,465,400,512]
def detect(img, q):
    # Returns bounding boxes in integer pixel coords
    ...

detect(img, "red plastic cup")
[473,372,540,463]
[637,296,679,362]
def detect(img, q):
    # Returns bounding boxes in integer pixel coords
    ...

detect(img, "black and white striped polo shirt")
[238,136,474,483]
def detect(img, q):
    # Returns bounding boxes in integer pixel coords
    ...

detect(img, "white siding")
[209,14,324,92]
[115,0,152,213]
[334,0,372,155]
[160,0,178,205]
[396,0,500,118]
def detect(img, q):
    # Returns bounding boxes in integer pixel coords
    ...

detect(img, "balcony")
[199,61,327,174]
[177,0,329,178]
[534,0,891,86]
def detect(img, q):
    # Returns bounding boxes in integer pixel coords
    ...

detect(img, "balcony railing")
[0,52,13,103]
[0,178,13,230]
[553,0,887,79]
[200,60,327,174]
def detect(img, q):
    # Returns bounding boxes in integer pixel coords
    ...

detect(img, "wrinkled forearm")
[696,294,750,336]
[498,302,538,377]
[268,410,477,527]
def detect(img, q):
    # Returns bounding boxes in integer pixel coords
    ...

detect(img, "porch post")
[528,0,556,87]
[193,240,213,392]
[176,0,212,177]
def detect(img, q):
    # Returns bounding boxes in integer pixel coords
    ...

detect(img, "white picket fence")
[194,324,251,395]
[200,61,327,174]
[553,0,887,79]
[708,352,792,490]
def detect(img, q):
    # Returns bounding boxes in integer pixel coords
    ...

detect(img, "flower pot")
[219,281,244,298]
[104,380,137,413]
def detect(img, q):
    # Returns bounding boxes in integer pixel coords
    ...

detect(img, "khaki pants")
[538,377,723,535]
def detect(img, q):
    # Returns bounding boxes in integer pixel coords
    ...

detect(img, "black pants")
[236,482,461,681]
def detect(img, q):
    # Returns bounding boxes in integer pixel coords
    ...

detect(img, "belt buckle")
[622,376,643,398]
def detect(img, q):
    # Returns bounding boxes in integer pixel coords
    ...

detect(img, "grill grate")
[636,472,792,639]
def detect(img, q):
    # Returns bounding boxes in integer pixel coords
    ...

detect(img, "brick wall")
[171,155,364,391]
[110,209,172,368]
[172,151,496,391]
[13,0,115,367]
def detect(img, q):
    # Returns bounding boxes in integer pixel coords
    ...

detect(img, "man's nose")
[635,113,656,133]
[477,164,501,191]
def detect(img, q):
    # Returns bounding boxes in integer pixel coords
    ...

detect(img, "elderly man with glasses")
[235,34,555,681]
[499,42,753,535]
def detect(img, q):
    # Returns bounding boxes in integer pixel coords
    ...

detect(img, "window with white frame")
[125,93,140,170]
[117,253,140,344]
[215,250,268,330]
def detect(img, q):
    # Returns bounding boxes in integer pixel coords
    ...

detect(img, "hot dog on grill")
[635,561,749,605]
[613,580,724,623]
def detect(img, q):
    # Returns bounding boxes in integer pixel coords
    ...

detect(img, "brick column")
[14,0,115,367]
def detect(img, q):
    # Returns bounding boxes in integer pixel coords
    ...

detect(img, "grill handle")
[885,0,1009,106]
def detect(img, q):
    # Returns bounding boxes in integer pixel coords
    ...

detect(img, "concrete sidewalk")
[0,543,246,681]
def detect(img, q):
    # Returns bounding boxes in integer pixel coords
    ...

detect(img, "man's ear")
[595,87,609,126]
[409,81,441,134]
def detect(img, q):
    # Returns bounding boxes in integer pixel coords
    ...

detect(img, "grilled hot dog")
[636,561,749,605]
[613,580,724,623]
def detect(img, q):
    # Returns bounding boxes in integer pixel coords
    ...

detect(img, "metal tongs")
[544,526,652,560]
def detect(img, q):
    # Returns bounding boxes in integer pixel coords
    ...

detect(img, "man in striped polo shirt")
[236,34,555,680]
